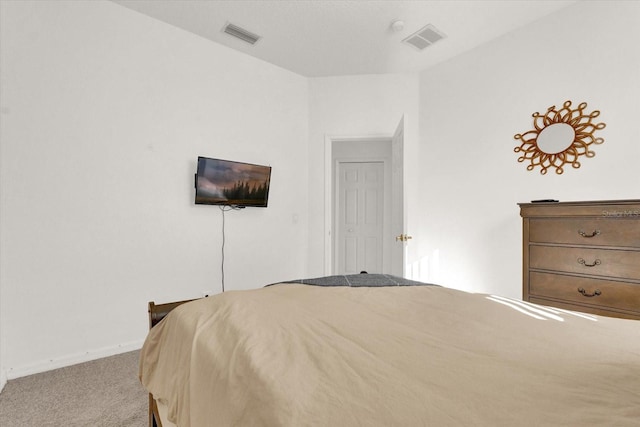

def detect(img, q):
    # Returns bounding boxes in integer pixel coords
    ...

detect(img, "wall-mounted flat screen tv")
[195,156,271,207]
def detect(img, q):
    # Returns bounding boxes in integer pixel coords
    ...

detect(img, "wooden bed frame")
[147,299,197,427]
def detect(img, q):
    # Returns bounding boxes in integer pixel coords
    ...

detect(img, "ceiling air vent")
[402,24,446,51]
[222,22,261,45]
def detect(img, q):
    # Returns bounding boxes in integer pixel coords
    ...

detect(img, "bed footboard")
[148,298,196,329]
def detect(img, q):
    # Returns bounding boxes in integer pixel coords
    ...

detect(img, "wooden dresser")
[519,199,640,320]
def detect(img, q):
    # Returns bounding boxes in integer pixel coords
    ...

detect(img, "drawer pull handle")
[577,257,601,267]
[578,287,602,297]
[578,229,600,238]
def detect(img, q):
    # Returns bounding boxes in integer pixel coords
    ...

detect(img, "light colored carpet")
[0,350,147,426]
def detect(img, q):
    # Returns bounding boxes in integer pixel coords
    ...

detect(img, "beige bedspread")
[139,284,640,426]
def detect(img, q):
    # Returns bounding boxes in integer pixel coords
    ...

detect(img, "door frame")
[324,131,404,276]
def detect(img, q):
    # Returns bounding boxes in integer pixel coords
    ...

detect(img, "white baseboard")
[0,368,7,393]
[4,340,144,381]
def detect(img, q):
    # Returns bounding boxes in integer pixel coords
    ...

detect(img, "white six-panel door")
[335,161,384,274]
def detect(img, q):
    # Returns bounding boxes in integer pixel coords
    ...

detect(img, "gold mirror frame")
[514,100,606,175]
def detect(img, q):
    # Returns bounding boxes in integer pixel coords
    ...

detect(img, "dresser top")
[519,199,640,218]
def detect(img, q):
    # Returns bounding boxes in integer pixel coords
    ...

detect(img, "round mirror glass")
[536,123,575,154]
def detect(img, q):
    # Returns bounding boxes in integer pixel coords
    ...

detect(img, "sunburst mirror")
[514,100,606,175]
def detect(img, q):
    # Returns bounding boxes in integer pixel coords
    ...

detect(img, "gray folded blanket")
[269,273,437,288]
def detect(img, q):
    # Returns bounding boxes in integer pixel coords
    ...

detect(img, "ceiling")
[110,0,578,77]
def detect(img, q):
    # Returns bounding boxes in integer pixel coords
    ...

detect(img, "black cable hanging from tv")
[219,204,244,292]
[221,206,227,292]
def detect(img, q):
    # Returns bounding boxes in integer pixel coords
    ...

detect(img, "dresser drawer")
[529,218,640,247]
[528,297,640,320]
[529,271,640,313]
[529,245,640,280]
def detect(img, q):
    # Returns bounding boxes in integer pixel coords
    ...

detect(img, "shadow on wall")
[407,249,440,284]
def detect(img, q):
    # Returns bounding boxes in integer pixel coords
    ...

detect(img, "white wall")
[0,0,308,379]
[417,0,640,297]
[307,74,421,276]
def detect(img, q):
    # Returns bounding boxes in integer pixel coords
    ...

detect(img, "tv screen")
[195,156,271,207]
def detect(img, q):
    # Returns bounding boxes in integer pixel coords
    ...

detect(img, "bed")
[139,274,640,427]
